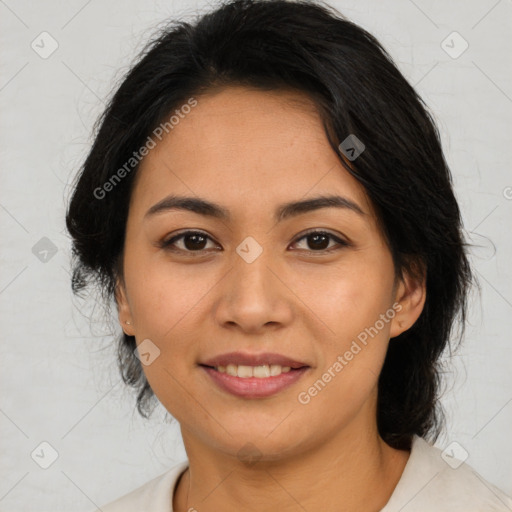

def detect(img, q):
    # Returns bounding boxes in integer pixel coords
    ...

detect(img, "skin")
[116,86,426,512]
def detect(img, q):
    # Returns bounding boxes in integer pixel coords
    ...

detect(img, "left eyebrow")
[276,195,366,221]
[144,194,366,222]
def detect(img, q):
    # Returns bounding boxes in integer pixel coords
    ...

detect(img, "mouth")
[198,352,311,398]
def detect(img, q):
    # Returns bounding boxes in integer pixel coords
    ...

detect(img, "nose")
[213,246,294,334]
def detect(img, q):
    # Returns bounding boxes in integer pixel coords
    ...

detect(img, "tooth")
[237,365,254,378]
[269,364,282,376]
[253,365,270,378]
[226,364,238,376]
[215,364,292,377]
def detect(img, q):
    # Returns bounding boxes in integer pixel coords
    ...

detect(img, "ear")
[115,278,135,336]
[389,261,426,338]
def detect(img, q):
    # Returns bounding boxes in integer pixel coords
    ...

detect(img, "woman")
[66,0,512,510]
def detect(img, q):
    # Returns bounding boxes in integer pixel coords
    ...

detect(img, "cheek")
[299,253,396,404]
[122,258,210,419]
[304,254,396,338]
[295,273,394,429]
[124,253,215,338]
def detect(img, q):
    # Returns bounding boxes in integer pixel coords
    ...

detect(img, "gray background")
[1,0,511,510]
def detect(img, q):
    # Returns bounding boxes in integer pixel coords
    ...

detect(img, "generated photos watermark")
[93,97,198,200]
[297,302,402,405]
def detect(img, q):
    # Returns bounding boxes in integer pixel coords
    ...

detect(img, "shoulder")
[92,460,189,512]
[382,436,512,512]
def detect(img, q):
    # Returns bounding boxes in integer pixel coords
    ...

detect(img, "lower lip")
[201,366,309,398]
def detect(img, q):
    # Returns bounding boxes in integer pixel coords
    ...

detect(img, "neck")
[173,418,410,512]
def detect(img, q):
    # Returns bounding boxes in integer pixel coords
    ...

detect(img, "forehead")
[130,86,374,220]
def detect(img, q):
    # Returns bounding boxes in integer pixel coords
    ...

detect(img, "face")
[117,86,425,461]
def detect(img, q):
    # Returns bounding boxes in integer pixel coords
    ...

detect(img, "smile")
[200,364,310,398]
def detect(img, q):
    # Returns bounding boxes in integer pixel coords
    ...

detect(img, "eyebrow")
[145,194,366,222]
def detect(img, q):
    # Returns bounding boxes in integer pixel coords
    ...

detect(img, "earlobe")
[389,264,426,338]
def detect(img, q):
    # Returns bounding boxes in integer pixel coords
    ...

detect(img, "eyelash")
[160,229,349,255]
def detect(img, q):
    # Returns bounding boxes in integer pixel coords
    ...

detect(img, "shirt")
[95,436,512,511]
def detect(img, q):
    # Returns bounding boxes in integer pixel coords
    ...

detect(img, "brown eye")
[161,231,219,253]
[291,230,349,252]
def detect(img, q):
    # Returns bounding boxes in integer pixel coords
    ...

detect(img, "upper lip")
[201,352,309,369]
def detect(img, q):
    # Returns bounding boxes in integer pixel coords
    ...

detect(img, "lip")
[201,365,310,398]
[199,351,310,399]
[201,351,308,369]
